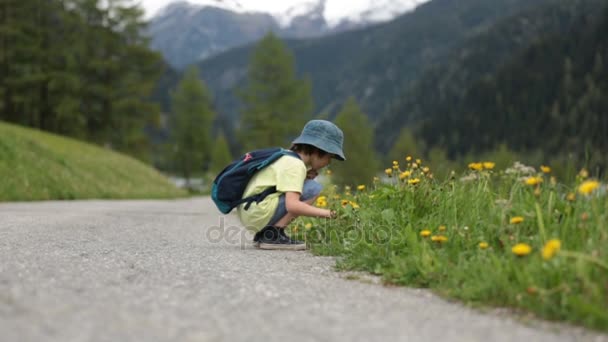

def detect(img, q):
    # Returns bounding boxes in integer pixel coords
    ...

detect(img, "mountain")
[147,0,423,69]
[181,0,543,124]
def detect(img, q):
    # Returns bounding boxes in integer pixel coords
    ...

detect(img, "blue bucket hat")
[292,120,345,161]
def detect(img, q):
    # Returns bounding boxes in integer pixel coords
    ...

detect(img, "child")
[237,120,345,250]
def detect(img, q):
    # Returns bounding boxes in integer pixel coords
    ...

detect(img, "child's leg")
[270,179,322,227]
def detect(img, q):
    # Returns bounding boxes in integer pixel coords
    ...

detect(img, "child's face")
[310,152,332,170]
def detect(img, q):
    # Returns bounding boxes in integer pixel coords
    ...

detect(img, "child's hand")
[306,169,319,179]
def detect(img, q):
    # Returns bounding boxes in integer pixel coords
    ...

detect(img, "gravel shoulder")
[1,197,606,342]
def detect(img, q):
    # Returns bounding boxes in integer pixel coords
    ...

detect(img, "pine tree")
[388,127,424,165]
[170,66,216,185]
[238,32,313,151]
[209,132,232,174]
[332,97,378,187]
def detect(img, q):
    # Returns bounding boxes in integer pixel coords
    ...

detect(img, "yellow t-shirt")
[237,155,306,232]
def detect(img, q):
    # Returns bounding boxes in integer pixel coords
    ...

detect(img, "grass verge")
[0,121,187,201]
[293,160,608,332]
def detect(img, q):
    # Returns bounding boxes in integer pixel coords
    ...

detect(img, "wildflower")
[478,242,489,249]
[566,192,576,201]
[422,167,430,173]
[510,216,524,224]
[385,168,393,177]
[341,199,349,208]
[420,230,431,237]
[292,226,299,233]
[438,225,446,231]
[316,196,327,207]
[373,177,379,183]
[411,162,418,169]
[349,201,360,209]
[578,180,600,195]
[431,235,448,243]
[407,178,420,185]
[304,223,313,230]
[357,185,366,191]
[399,171,411,180]
[393,160,399,166]
[406,156,412,162]
[540,165,551,173]
[511,243,532,256]
[542,239,561,260]
[579,168,589,179]
[482,162,495,170]
[468,162,483,171]
[416,159,422,165]
[550,176,557,185]
[525,176,543,186]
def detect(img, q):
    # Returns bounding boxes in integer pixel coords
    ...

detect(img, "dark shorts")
[266,179,323,226]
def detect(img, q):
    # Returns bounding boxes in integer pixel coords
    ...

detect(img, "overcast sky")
[139,0,314,18]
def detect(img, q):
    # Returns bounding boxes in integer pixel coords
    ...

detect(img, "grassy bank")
[0,121,187,201]
[295,159,608,331]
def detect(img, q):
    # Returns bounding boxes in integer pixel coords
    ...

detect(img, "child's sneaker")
[253,226,306,250]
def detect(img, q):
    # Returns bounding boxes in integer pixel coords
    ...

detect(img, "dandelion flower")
[399,171,411,180]
[406,156,412,162]
[579,168,589,179]
[540,165,551,173]
[420,230,431,237]
[357,185,366,191]
[349,201,360,209]
[422,167,430,173]
[385,168,393,177]
[525,176,543,186]
[566,192,576,201]
[431,235,448,243]
[578,180,600,195]
[483,162,495,170]
[468,162,483,171]
[438,225,446,231]
[304,223,313,230]
[478,242,489,249]
[416,159,422,165]
[542,239,561,260]
[341,199,350,208]
[407,178,420,185]
[373,177,379,183]
[511,243,532,256]
[510,216,524,224]
[316,196,327,207]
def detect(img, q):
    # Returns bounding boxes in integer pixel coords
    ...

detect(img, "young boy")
[237,120,345,250]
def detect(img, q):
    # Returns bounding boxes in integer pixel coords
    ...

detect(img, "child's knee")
[301,179,322,201]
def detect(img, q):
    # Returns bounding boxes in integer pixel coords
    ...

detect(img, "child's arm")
[284,191,333,218]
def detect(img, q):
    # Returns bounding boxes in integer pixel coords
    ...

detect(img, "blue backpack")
[211,147,301,214]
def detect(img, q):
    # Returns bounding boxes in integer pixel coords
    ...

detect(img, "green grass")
[0,121,187,201]
[293,161,608,332]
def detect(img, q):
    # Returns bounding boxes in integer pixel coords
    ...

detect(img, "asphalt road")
[1,197,606,342]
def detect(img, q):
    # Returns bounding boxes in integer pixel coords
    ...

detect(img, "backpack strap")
[239,149,301,211]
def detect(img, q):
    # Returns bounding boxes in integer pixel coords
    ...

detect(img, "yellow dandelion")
[579,168,589,179]
[540,165,551,173]
[422,167,430,173]
[304,223,313,230]
[566,192,576,201]
[399,171,411,180]
[541,239,561,260]
[385,168,393,177]
[438,225,446,231]
[510,216,524,224]
[406,156,412,162]
[411,162,418,169]
[482,162,495,170]
[373,176,380,183]
[478,242,489,249]
[416,159,422,165]
[511,243,532,256]
[393,160,399,166]
[578,180,600,195]
[341,199,350,208]
[420,230,431,237]
[357,185,366,191]
[349,201,360,209]
[407,178,420,185]
[468,162,483,171]
[525,176,543,186]
[431,235,448,243]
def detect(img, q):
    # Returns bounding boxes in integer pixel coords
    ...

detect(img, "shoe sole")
[257,242,307,251]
